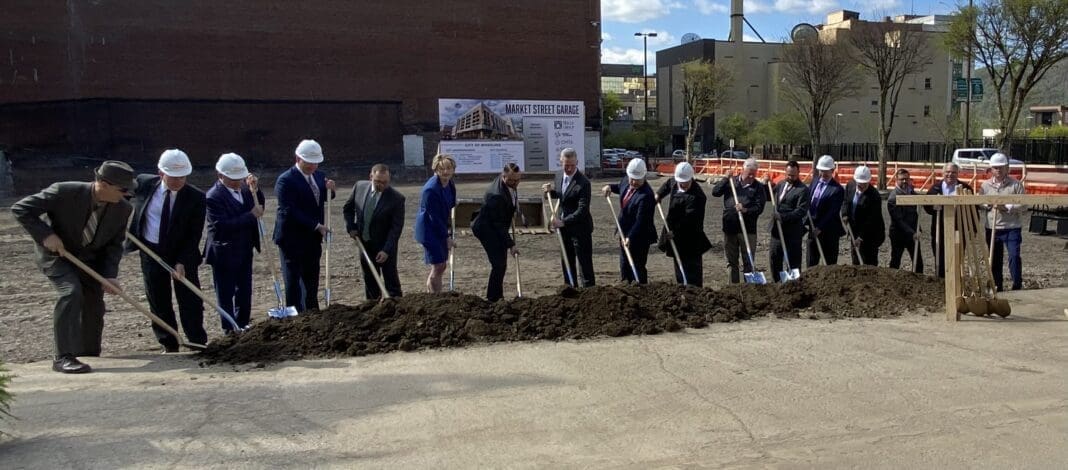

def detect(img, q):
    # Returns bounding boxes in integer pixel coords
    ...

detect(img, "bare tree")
[681,60,734,162]
[780,35,858,155]
[945,0,1068,146]
[849,20,930,189]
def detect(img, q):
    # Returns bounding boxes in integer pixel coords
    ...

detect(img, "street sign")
[970,78,983,98]
[729,139,735,148]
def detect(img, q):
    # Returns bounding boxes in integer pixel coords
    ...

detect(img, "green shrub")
[1028,125,1068,138]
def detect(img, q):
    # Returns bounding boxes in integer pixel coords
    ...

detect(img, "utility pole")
[963,0,973,147]
[635,32,658,121]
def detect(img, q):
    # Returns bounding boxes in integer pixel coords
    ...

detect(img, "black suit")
[656,179,712,286]
[768,180,810,282]
[923,180,971,278]
[841,182,885,266]
[126,175,207,349]
[887,186,923,272]
[807,178,846,267]
[343,181,405,299]
[609,177,657,284]
[204,181,264,332]
[472,176,518,301]
[547,170,595,287]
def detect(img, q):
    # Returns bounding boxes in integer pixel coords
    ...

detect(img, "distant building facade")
[601,64,657,121]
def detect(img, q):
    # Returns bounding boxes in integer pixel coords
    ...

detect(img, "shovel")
[727,176,766,284]
[806,212,827,266]
[324,195,332,306]
[510,221,523,297]
[449,206,456,291]
[606,195,642,282]
[655,201,688,285]
[353,236,391,300]
[58,248,206,351]
[252,193,298,319]
[546,194,577,287]
[766,183,800,282]
[126,232,244,332]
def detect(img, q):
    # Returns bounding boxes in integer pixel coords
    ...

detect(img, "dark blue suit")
[609,177,656,284]
[273,166,333,312]
[807,177,845,267]
[204,181,263,331]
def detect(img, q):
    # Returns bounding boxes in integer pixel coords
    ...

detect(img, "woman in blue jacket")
[414,154,457,293]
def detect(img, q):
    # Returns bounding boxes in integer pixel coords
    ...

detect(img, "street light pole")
[835,113,843,145]
[635,32,657,122]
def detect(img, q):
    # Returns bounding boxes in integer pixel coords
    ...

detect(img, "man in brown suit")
[11,161,135,373]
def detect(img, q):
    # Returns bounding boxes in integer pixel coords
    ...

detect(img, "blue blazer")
[272,166,332,255]
[203,181,264,267]
[414,175,456,247]
[609,177,657,246]
[808,177,845,238]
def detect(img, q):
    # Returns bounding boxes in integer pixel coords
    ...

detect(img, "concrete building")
[0,1,600,191]
[656,7,954,154]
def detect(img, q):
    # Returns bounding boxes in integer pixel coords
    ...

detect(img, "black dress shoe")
[161,345,180,354]
[52,355,92,374]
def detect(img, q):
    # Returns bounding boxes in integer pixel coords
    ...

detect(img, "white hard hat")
[158,149,192,177]
[988,152,1009,167]
[816,155,836,171]
[674,162,694,182]
[216,152,250,180]
[853,165,872,184]
[626,158,647,180]
[295,139,324,163]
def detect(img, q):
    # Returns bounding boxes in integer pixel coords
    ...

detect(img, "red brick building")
[0,1,601,186]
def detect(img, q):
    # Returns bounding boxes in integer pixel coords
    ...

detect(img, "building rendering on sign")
[452,103,519,140]
[657,7,955,153]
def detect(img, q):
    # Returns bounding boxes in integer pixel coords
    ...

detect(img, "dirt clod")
[200,265,943,364]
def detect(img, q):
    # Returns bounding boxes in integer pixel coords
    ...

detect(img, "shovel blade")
[779,268,801,283]
[268,306,299,319]
[743,271,767,285]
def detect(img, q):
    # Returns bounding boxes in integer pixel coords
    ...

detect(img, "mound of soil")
[201,265,943,364]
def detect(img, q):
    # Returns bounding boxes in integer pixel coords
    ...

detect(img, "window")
[924,77,931,90]
[923,105,930,117]
[871,100,878,106]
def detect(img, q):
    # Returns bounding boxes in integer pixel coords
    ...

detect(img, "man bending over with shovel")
[12,161,135,373]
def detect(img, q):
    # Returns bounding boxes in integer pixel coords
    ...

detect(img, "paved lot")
[1,289,1066,469]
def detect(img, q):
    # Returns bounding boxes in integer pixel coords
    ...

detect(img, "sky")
[600,0,960,70]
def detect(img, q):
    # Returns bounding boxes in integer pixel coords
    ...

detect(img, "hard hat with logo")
[626,158,647,180]
[295,139,324,163]
[989,152,1009,167]
[674,162,694,182]
[216,152,250,180]
[853,165,872,184]
[816,155,836,171]
[158,149,192,177]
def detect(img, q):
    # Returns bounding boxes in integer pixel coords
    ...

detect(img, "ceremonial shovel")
[546,194,577,287]
[654,201,688,285]
[766,184,799,282]
[605,195,641,282]
[252,194,298,319]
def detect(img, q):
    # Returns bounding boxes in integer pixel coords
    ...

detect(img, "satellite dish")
[790,23,818,43]
[681,33,701,44]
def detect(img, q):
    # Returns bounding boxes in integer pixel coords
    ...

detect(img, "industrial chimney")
[730,0,743,43]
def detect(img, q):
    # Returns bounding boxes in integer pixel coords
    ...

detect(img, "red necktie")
[622,187,634,207]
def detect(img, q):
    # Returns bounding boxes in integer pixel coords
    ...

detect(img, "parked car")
[671,149,685,158]
[624,150,642,158]
[951,148,1023,168]
[720,150,749,159]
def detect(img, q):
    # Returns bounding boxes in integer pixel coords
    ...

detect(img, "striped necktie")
[82,207,100,246]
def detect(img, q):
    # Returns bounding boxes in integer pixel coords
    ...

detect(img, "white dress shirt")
[144,184,175,244]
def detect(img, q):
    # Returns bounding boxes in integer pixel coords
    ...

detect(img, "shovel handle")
[58,248,205,350]
[126,232,242,332]
[324,196,331,306]
[655,201,688,285]
[546,194,577,287]
[354,236,391,299]
[449,206,456,291]
[605,195,641,282]
[766,183,794,272]
[727,176,758,271]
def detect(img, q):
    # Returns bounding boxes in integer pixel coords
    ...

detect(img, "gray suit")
[11,182,132,357]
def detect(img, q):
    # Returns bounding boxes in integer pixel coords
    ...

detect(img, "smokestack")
[730,0,743,43]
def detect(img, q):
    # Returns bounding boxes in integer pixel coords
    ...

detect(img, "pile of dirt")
[201,265,943,364]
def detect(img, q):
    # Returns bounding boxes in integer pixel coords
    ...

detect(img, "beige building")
[657,9,956,153]
[601,64,657,121]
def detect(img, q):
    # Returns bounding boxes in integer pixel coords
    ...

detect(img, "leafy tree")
[602,92,624,132]
[780,34,859,152]
[945,0,1068,146]
[850,20,931,189]
[718,113,751,148]
[681,60,734,161]
[747,112,810,146]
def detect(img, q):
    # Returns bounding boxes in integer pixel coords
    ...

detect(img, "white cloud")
[601,47,657,70]
[738,0,843,15]
[635,30,677,46]
[743,33,761,42]
[694,0,729,14]
[604,0,684,23]
[602,32,613,41]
